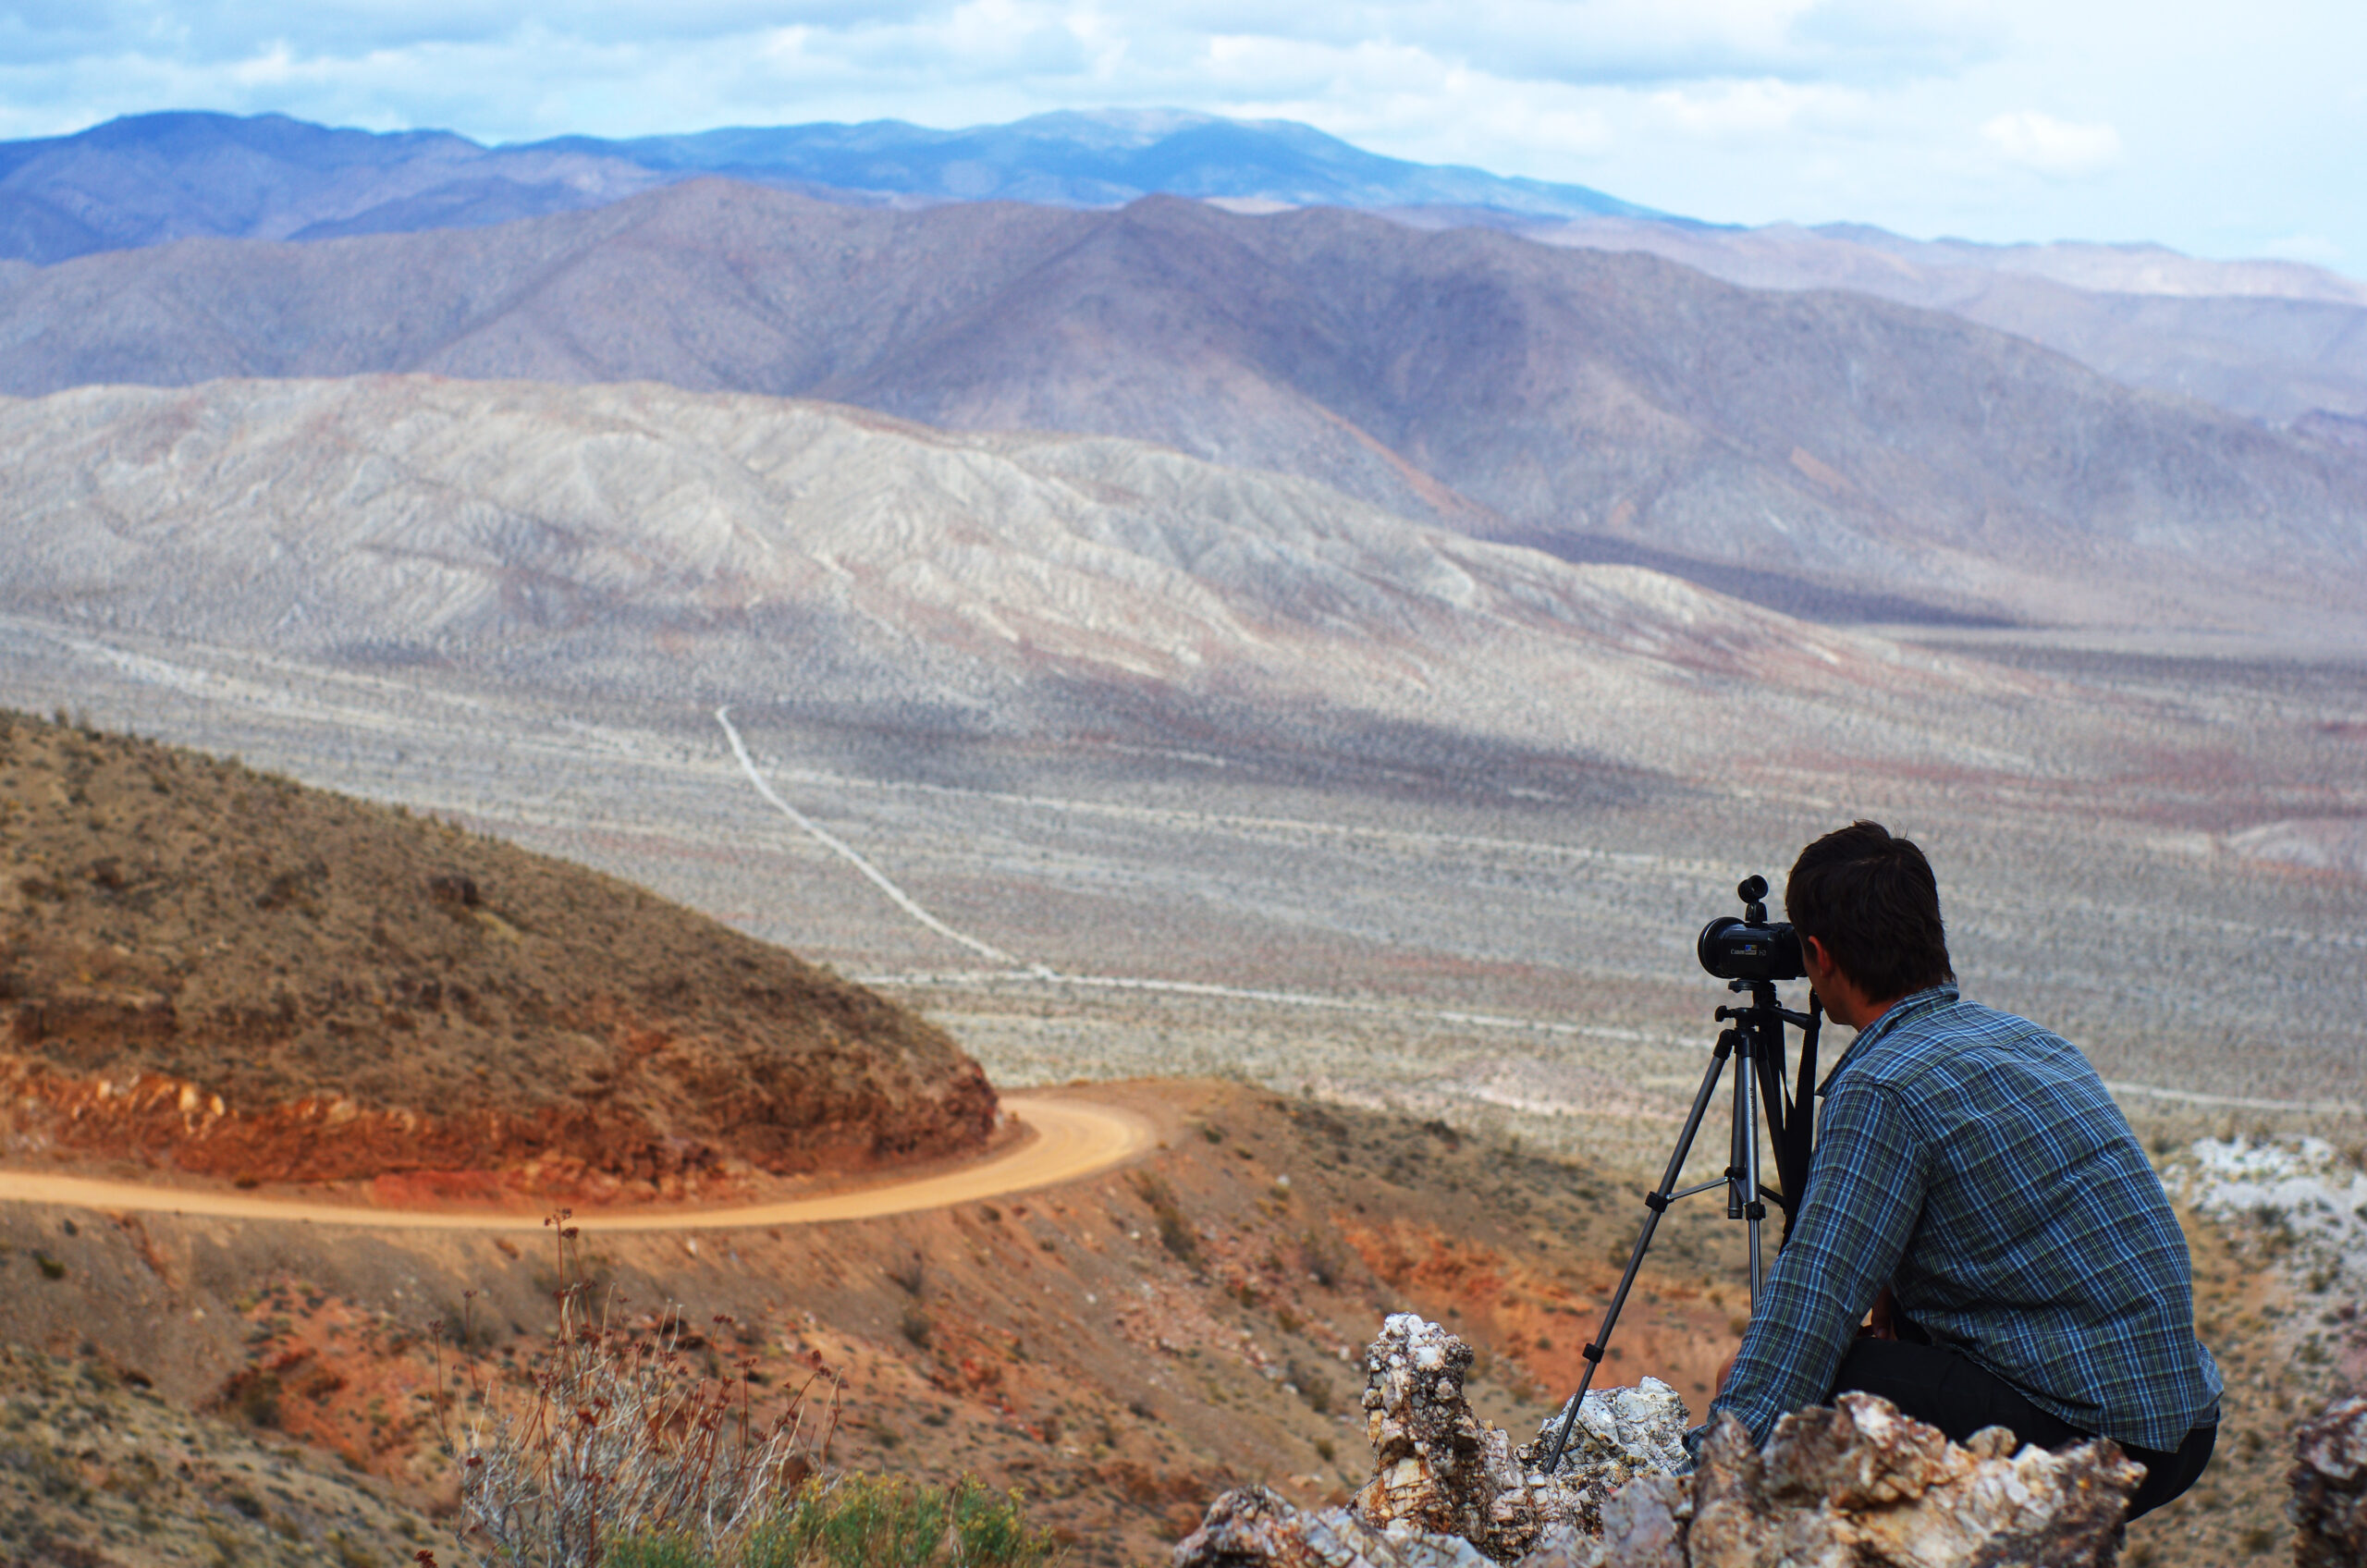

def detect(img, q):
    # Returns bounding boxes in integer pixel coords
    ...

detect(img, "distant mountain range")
[0,107,1655,265]
[526,109,1666,220]
[4,183,2361,639]
[6,107,2366,442]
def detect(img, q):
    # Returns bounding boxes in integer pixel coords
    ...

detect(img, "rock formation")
[1348,1315,1564,1562]
[2291,1395,2367,1568]
[1171,1315,2144,1568]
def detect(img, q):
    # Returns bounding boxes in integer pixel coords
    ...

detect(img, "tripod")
[1540,882,1823,1473]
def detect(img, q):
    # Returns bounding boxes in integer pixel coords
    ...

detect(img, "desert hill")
[2,185,2361,636]
[0,707,995,1194]
[0,374,2083,777]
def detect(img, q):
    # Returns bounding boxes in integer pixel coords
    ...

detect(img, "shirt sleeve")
[1705,1079,1930,1446]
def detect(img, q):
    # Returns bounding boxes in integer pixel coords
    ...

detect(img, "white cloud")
[1978,109,2121,178]
[0,0,2007,100]
[1638,78,1858,141]
[2259,233,2345,265]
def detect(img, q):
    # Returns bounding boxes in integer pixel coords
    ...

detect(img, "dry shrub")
[1128,1172,1199,1267]
[432,1214,840,1568]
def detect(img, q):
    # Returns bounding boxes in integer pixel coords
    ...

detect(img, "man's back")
[1712,983,2222,1452]
[1827,986,2220,1449]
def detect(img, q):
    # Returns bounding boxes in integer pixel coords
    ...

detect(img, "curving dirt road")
[0,1095,1154,1233]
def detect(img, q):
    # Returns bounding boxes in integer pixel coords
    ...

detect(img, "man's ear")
[1802,935,1858,1004]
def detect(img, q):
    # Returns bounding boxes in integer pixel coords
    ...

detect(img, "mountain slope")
[17,108,2364,443]
[0,705,996,1194]
[4,184,2361,637]
[1519,216,2367,427]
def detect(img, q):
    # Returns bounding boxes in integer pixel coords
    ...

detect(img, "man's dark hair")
[1784,821,1953,1003]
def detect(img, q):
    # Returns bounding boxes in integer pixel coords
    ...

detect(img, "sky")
[2,0,2361,274]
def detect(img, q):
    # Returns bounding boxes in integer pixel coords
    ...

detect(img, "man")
[1702,821,2219,1520]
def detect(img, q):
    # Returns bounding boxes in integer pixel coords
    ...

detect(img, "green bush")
[605,1537,716,1568]
[607,1476,1059,1568]
[943,1477,1057,1568]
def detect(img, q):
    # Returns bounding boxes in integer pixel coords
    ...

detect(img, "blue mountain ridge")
[0,107,1659,264]
[515,108,1661,217]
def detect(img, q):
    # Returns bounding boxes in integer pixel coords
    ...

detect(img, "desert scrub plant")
[1127,1172,1198,1268]
[430,1212,840,1567]
[606,1475,1060,1568]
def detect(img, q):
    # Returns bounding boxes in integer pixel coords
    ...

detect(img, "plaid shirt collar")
[1817,980,1960,1097]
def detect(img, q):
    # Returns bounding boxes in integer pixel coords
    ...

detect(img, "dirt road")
[0,1094,1154,1232]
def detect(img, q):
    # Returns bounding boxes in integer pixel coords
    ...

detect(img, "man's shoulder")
[1833,990,2064,1093]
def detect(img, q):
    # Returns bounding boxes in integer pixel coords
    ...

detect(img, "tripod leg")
[1746,1133,1765,1302]
[1739,1032,1766,1302]
[1728,1041,1750,1221]
[1541,1031,1735,1474]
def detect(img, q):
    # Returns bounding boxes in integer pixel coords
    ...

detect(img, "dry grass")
[430,1214,841,1567]
[0,1341,451,1566]
[425,1214,1064,1568]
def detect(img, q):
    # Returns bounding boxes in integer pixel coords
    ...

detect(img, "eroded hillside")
[0,375,2088,780]
[0,709,995,1195]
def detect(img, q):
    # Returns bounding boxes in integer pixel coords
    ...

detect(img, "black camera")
[1697,874,1805,981]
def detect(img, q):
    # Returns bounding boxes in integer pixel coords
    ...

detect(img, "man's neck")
[1846,995,1897,1031]
[1827,981,1900,1032]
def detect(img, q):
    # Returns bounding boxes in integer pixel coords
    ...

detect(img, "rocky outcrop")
[1520,1378,1692,1537]
[1172,1316,2144,1568]
[1666,1400,2140,1568]
[1173,1485,1497,1568]
[1350,1315,1547,1561]
[2292,1395,2367,1568]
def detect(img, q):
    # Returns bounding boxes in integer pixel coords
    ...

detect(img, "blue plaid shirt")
[1706,984,2221,1453]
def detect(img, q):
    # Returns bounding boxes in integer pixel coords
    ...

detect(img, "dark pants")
[1829,1339,2214,1521]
